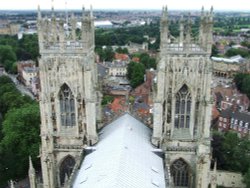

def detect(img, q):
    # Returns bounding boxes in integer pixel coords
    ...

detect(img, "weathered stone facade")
[152,6,214,187]
[35,4,246,188]
[37,5,101,188]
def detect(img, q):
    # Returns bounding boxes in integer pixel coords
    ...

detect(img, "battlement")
[162,43,210,56]
[37,5,95,54]
[160,6,213,55]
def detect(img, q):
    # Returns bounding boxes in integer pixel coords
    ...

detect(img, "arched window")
[162,100,166,133]
[82,100,86,117]
[171,159,189,187]
[175,85,191,128]
[59,155,76,186]
[59,84,75,126]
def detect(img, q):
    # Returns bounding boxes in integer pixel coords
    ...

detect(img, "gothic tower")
[37,5,99,187]
[152,6,213,187]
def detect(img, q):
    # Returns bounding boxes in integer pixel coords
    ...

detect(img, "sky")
[0,0,250,11]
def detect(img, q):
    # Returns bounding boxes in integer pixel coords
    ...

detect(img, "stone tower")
[37,5,100,187]
[152,6,213,187]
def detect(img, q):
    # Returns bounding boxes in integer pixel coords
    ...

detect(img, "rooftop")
[221,108,250,123]
[211,55,245,64]
[73,113,167,188]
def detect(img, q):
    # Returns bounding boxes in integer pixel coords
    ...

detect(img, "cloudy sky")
[0,0,249,11]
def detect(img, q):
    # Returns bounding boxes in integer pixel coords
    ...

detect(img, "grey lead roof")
[73,113,166,188]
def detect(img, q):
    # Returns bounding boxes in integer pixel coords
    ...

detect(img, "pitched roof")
[220,108,250,123]
[73,113,166,188]
[114,53,129,61]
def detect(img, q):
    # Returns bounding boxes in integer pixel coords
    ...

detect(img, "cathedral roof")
[73,113,166,188]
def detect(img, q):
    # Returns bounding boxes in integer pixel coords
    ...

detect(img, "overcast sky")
[0,0,250,11]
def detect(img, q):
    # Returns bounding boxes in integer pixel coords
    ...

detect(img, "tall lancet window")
[59,84,76,126]
[171,159,189,187]
[174,84,191,128]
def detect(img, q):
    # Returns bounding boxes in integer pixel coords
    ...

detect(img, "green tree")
[225,48,249,58]
[221,132,242,171]
[234,73,246,92]
[17,34,39,61]
[127,62,145,88]
[234,73,250,99]
[115,47,129,54]
[212,131,250,173]
[241,41,250,49]
[0,103,40,186]
[211,131,226,169]
[211,44,219,56]
[242,76,250,99]
[95,46,114,62]
[0,45,17,72]
[0,76,33,115]
[0,75,12,85]
[102,95,114,106]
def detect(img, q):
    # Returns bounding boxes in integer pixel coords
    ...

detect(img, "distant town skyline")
[0,0,250,11]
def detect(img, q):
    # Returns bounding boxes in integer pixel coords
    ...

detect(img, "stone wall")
[210,170,245,188]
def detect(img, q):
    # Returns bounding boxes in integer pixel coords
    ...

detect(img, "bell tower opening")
[59,83,75,127]
[174,84,191,129]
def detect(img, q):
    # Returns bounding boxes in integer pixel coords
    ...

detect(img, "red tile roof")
[109,97,127,113]
[114,53,129,61]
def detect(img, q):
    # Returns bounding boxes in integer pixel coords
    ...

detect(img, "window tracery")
[171,159,189,187]
[59,84,75,126]
[174,84,191,128]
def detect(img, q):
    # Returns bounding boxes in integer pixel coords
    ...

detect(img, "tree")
[0,75,12,85]
[211,44,219,56]
[0,34,39,63]
[95,46,114,62]
[212,131,250,174]
[225,48,249,58]
[102,95,114,106]
[211,131,226,170]
[115,47,128,54]
[221,131,242,171]
[234,73,246,92]
[127,61,145,88]
[0,76,33,115]
[241,41,250,49]
[17,34,39,61]
[242,76,250,99]
[234,73,250,99]
[0,45,17,72]
[0,103,40,186]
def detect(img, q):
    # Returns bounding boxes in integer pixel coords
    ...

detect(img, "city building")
[0,21,20,35]
[212,55,246,78]
[213,86,250,112]
[126,41,148,53]
[103,60,128,77]
[219,108,250,137]
[22,66,38,86]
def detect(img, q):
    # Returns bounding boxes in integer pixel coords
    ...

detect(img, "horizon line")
[0,8,250,12]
